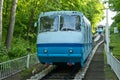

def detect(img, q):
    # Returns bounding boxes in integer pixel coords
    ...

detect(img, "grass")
[21,68,34,80]
[20,64,46,80]
[104,64,118,80]
[110,28,120,60]
[103,27,120,80]
[104,51,118,80]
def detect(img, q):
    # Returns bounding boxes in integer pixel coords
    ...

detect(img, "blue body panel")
[37,43,83,63]
[37,43,92,67]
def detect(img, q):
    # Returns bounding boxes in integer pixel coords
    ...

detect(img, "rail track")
[41,65,81,80]
[27,34,104,80]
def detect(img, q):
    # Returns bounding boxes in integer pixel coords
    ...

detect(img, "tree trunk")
[0,0,3,46]
[5,0,18,49]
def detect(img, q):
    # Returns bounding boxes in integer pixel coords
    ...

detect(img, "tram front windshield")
[40,15,81,32]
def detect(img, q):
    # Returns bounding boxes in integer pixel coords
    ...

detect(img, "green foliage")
[110,27,114,35]
[8,37,36,59]
[109,0,120,32]
[21,67,34,80]
[104,51,118,80]
[110,27,120,60]
[0,46,8,54]
[14,0,104,35]
[0,46,9,62]
[116,22,120,31]
[109,0,120,11]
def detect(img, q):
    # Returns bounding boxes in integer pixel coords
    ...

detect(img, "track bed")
[41,65,81,80]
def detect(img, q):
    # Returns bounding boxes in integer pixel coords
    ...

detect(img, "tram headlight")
[69,49,73,53]
[43,49,48,53]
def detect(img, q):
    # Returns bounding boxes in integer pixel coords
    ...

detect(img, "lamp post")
[104,0,110,53]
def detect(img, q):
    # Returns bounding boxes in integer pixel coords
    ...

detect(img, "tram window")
[60,16,64,30]
[75,16,81,31]
[60,15,81,31]
[75,23,81,30]
[60,16,76,31]
[40,16,58,32]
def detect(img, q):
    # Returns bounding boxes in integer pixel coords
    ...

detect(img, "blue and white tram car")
[36,11,92,67]
[97,25,103,34]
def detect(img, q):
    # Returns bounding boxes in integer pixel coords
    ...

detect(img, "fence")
[105,44,120,80]
[0,54,38,80]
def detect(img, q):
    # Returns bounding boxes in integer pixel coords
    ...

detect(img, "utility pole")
[106,7,109,53]
[104,0,109,53]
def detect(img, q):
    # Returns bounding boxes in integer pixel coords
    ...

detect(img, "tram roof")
[39,11,83,17]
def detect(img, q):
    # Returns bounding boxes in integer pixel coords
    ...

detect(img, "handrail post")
[0,70,1,80]
[26,48,31,68]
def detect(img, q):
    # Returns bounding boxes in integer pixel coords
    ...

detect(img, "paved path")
[83,43,105,80]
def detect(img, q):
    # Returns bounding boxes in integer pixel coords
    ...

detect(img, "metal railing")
[0,54,38,80]
[105,44,120,80]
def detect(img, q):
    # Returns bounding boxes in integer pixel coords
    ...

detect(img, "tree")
[109,0,120,31]
[13,0,104,39]
[0,0,3,46]
[5,0,18,49]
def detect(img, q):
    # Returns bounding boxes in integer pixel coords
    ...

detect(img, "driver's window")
[60,15,76,31]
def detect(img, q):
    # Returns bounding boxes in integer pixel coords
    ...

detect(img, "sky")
[98,9,116,26]
[98,0,116,26]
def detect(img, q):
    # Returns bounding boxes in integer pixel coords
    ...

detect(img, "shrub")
[0,46,9,62]
[116,22,120,31]
[9,37,36,59]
